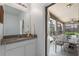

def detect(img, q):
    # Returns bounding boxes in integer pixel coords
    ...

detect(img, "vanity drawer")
[6,39,36,50]
[6,46,24,56]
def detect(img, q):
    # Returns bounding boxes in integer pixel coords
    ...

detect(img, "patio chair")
[55,40,64,52]
[54,35,64,53]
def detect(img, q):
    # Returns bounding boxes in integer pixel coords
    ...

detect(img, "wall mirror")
[3,4,31,37]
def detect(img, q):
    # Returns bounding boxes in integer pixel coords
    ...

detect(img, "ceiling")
[4,5,23,15]
[4,3,28,13]
[48,3,79,23]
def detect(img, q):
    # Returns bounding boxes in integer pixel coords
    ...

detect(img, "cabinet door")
[0,45,5,56]
[6,46,24,56]
[25,43,36,56]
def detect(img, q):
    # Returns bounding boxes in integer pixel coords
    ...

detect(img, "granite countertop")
[0,34,37,45]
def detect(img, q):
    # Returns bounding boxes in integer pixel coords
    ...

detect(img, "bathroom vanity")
[0,37,37,56]
[0,4,37,56]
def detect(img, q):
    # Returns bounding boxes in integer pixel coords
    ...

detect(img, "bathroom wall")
[30,3,50,56]
[31,4,46,56]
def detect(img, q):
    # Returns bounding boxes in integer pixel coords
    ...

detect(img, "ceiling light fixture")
[18,3,27,8]
[66,3,72,8]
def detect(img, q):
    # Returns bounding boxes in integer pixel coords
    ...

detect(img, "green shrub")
[64,32,79,35]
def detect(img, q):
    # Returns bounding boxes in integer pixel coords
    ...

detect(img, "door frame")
[45,3,55,56]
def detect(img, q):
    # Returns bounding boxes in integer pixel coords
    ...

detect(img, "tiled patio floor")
[48,42,78,56]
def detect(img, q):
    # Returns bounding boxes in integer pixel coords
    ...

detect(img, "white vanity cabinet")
[24,41,36,56]
[6,46,24,56]
[0,45,5,56]
[5,39,36,56]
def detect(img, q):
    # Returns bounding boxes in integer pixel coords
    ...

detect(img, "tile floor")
[48,42,78,56]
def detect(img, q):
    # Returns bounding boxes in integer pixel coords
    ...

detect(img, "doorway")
[45,3,79,56]
[45,3,55,56]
